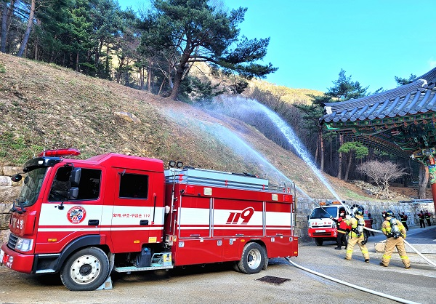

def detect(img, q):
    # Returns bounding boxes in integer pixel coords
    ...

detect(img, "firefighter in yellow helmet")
[380,210,410,269]
[345,205,369,263]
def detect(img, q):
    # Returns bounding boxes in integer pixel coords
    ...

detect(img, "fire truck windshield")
[309,206,338,219]
[17,167,48,207]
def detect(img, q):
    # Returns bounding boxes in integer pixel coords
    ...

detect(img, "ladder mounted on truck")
[164,167,269,191]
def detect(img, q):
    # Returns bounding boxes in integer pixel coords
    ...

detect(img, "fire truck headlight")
[15,238,34,252]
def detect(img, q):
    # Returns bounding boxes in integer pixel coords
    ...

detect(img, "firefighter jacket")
[336,217,350,234]
[382,217,406,239]
[400,214,408,223]
[348,216,364,239]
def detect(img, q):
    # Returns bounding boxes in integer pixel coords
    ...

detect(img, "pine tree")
[140,0,277,101]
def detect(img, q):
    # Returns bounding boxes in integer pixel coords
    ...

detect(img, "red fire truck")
[0,149,298,291]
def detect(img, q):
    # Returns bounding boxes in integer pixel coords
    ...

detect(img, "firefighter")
[400,212,409,231]
[332,207,349,250]
[424,210,432,226]
[344,205,369,263]
[380,210,410,269]
[418,211,426,228]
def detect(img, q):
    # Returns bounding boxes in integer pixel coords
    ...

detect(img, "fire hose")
[285,257,420,304]
[284,226,434,304]
[364,227,436,268]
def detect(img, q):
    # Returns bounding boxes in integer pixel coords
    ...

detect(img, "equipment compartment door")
[265,201,292,237]
[213,199,263,237]
[177,196,211,238]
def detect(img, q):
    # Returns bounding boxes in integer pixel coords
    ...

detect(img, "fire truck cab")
[0,149,298,291]
[307,201,349,246]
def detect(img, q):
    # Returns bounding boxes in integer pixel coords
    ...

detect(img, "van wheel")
[237,243,265,274]
[315,238,324,246]
[60,247,110,291]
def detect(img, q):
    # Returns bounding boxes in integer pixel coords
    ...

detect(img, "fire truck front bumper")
[308,228,337,238]
[0,243,34,273]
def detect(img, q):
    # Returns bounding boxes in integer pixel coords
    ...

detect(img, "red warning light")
[38,148,81,157]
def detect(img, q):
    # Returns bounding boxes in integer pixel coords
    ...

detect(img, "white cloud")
[429,58,436,68]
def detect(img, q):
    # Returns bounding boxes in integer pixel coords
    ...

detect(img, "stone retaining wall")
[0,166,22,247]
[1,164,435,247]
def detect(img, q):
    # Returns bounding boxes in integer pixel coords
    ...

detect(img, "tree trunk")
[318,127,324,171]
[344,152,353,182]
[169,68,182,100]
[169,47,190,100]
[158,78,165,95]
[1,1,8,53]
[1,0,15,53]
[418,163,429,199]
[124,58,130,86]
[75,52,79,71]
[116,58,124,83]
[33,18,41,60]
[147,66,152,91]
[17,0,36,57]
[139,66,144,90]
[105,46,110,78]
[337,134,344,179]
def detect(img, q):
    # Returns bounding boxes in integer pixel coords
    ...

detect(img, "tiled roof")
[321,67,436,123]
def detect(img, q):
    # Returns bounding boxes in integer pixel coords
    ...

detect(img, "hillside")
[0,53,411,201]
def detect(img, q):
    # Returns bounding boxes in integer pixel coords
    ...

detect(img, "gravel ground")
[0,227,435,304]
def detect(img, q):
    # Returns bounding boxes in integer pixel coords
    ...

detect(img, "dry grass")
[0,53,412,201]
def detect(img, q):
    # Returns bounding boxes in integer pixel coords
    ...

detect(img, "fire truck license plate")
[317,230,326,232]
[0,249,4,265]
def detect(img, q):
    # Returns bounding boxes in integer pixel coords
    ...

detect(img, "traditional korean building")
[320,67,436,210]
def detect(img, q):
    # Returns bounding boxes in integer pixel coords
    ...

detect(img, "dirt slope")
[0,53,411,201]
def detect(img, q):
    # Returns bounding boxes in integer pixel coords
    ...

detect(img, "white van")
[307,201,349,246]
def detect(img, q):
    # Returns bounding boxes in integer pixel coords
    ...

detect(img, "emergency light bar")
[319,201,341,206]
[38,148,81,157]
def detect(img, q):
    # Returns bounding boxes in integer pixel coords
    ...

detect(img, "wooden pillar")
[428,157,436,212]
[412,149,436,212]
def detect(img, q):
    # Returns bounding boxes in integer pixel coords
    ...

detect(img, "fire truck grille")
[257,276,290,285]
[314,232,332,236]
[7,234,18,249]
[312,225,331,228]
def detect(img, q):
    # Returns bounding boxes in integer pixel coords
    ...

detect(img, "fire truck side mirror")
[69,168,82,187]
[11,174,23,182]
[68,187,79,200]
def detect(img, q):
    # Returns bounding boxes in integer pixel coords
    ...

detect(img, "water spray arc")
[163,108,312,199]
[210,124,311,198]
[242,98,343,202]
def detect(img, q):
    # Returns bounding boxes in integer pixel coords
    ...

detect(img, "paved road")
[0,226,435,304]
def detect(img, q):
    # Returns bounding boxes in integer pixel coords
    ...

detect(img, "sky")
[118,0,436,93]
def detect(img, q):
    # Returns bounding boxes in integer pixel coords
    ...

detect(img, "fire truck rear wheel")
[237,242,265,274]
[60,247,110,291]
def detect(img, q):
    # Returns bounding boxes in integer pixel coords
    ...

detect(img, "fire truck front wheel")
[315,238,324,246]
[60,247,110,291]
[237,242,266,274]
